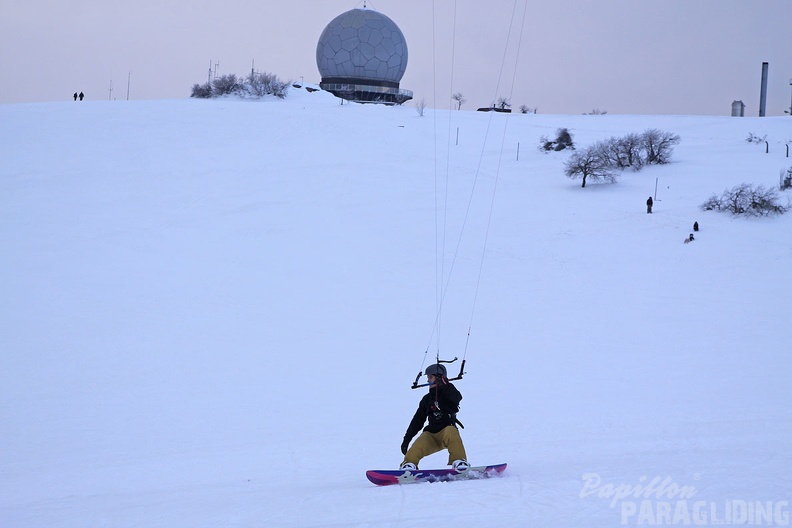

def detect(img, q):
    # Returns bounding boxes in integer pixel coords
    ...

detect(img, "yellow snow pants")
[402,426,467,468]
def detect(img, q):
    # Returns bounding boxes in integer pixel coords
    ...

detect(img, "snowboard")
[366,463,507,486]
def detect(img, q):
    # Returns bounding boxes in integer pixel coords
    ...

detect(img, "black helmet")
[425,364,447,378]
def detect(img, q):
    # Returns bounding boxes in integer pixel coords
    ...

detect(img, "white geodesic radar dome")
[316,8,408,83]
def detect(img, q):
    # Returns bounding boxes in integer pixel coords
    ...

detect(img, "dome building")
[316,8,412,105]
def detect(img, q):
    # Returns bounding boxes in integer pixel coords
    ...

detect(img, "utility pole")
[126,71,131,100]
[108,79,113,100]
[207,60,218,83]
[788,77,792,116]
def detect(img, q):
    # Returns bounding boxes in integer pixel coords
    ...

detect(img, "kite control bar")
[411,357,466,389]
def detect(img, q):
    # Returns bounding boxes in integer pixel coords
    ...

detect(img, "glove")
[401,437,410,455]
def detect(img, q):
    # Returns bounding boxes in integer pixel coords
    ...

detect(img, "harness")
[431,384,465,429]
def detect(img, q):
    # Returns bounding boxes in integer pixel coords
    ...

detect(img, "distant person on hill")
[73,92,78,101]
[646,196,653,214]
[693,221,699,232]
[79,92,84,101]
[399,363,469,472]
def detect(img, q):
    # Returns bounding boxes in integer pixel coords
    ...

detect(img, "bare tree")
[595,134,644,170]
[415,98,428,117]
[519,104,536,114]
[564,146,616,188]
[641,128,681,165]
[452,92,466,111]
[617,133,645,169]
[496,97,511,110]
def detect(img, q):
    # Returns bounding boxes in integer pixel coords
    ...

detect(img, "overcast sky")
[2,0,791,115]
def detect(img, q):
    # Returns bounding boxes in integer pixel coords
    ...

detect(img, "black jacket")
[404,381,462,441]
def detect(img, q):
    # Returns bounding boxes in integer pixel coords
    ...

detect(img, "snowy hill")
[2,89,791,527]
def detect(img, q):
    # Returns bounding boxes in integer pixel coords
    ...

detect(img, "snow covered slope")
[2,89,791,527]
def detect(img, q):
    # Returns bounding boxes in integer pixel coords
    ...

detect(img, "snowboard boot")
[452,459,469,472]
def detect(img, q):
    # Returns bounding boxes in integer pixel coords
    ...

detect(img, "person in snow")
[400,363,469,471]
[79,92,84,101]
[646,196,653,214]
[73,92,78,101]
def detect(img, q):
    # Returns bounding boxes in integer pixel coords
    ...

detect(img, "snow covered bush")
[540,128,575,152]
[190,71,290,99]
[190,82,213,99]
[211,74,241,96]
[780,167,792,191]
[701,183,788,217]
[745,132,767,144]
[243,72,289,98]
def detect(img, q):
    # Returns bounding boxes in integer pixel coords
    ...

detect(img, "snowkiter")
[400,363,468,471]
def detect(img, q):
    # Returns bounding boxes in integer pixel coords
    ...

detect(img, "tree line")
[191,72,290,99]
[563,129,681,187]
